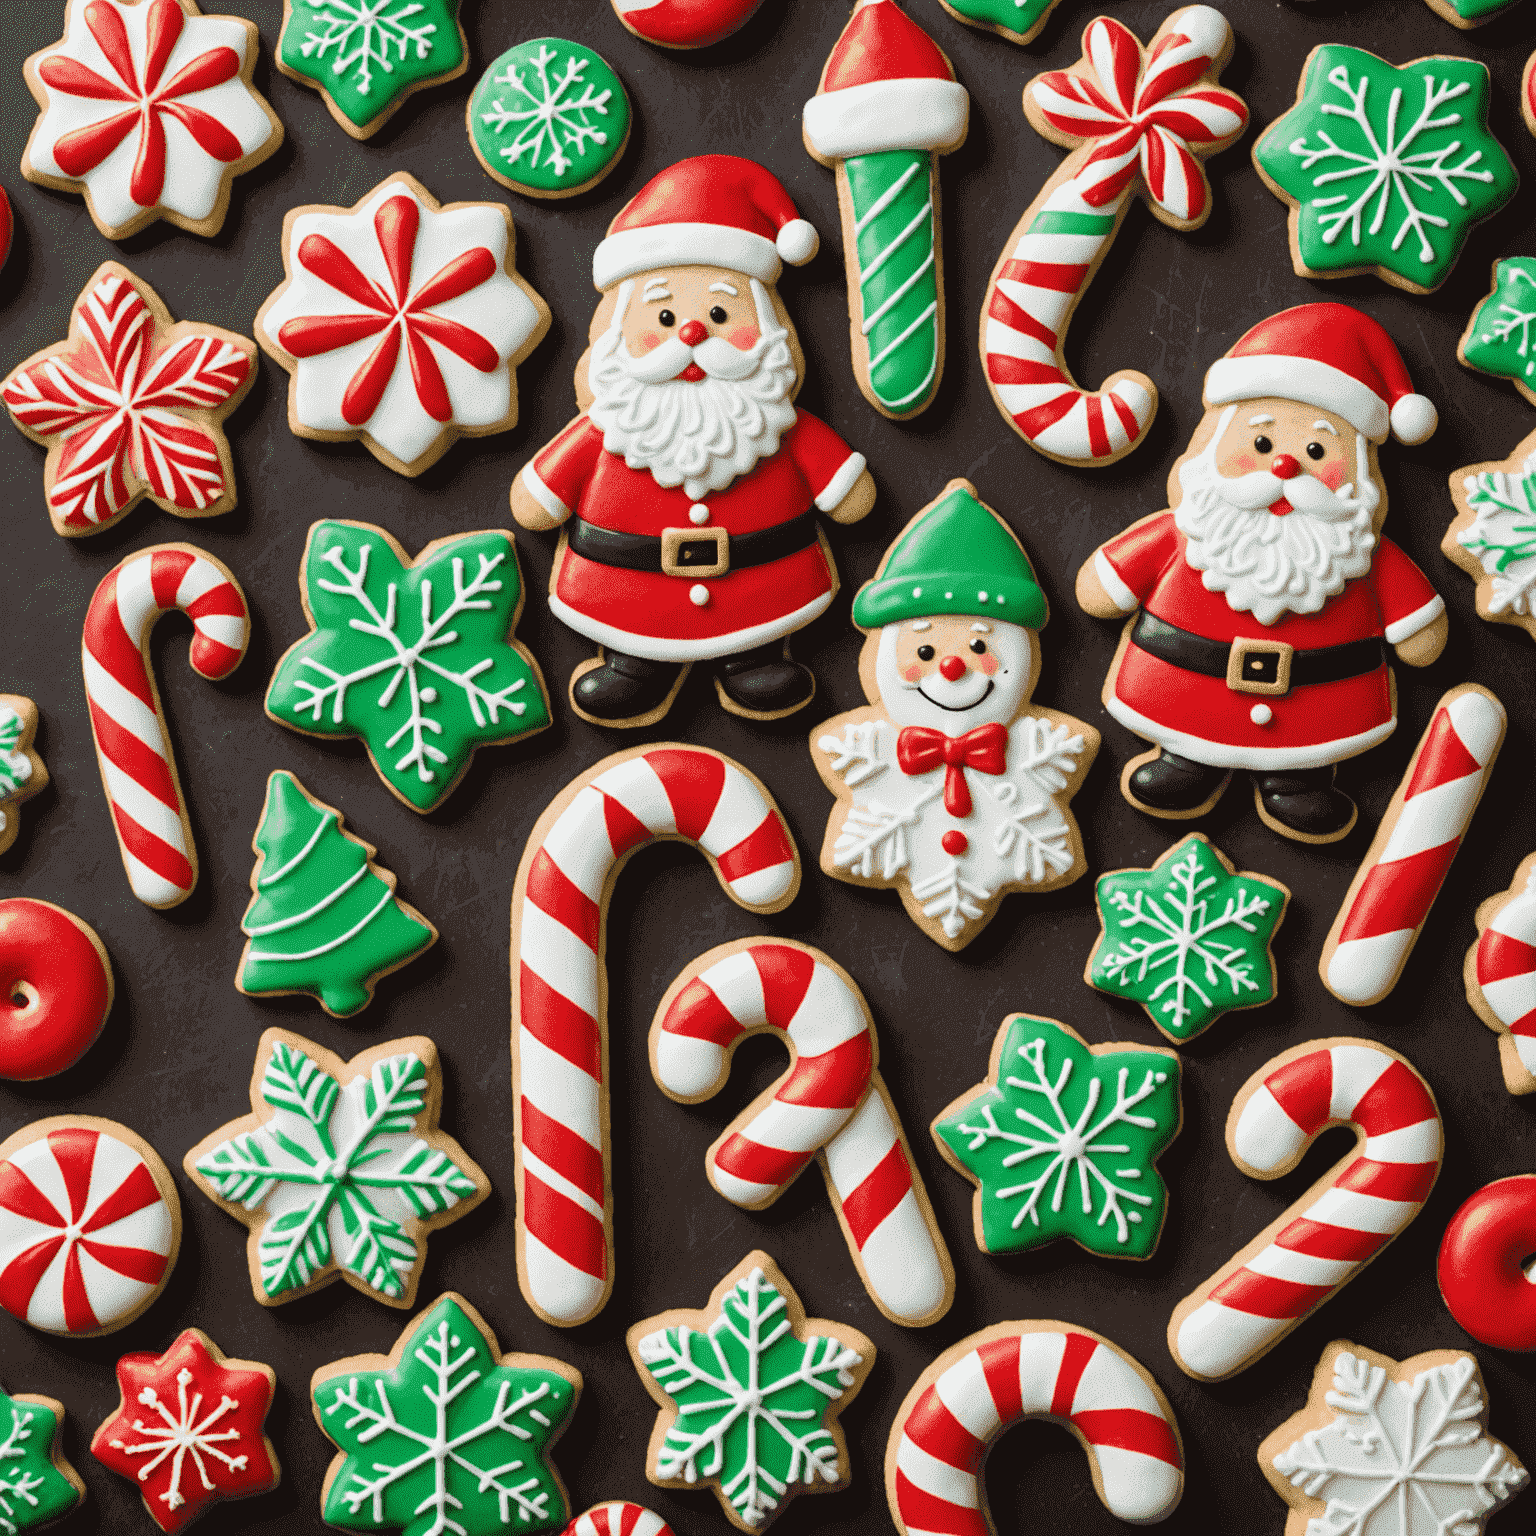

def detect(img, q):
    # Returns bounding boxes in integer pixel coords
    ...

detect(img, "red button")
[942,830,968,855]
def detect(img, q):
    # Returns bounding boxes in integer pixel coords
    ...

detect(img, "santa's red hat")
[593,155,818,290]
[1204,303,1437,445]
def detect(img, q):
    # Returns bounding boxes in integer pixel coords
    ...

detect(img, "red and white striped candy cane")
[1169,1039,1442,1381]
[565,1504,674,1536]
[1322,684,1505,1006]
[887,1322,1184,1535]
[512,745,800,1328]
[982,6,1247,466]
[1467,852,1536,1095]
[653,940,954,1326]
[81,543,249,909]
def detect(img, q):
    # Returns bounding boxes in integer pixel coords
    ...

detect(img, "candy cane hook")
[565,1504,676,1536]
[81,543,249,908]
[652,939,954,1327]
[512,744,800,1327]
[981,6,1247,466]
[887,1321,1184,1535]
[1169,1038,1442,1381]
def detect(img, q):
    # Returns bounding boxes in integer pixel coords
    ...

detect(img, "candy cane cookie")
[888,1321,1184,1535]
[651,939,954,1326]
[566,1506,675,1536]
[1438,1175,1536,1352]
[1465,851,1536,1095]
[82,543,249,908]
[1169,1038,1442,1381]
[512,745,800,1327]
[1322,684,1505,1006]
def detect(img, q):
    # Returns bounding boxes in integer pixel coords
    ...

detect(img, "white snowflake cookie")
[256,172,551,477]
[21,0,284,241]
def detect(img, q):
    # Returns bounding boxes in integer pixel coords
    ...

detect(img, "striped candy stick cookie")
[981,6,1248,466]
[651,939,954,1327]
[512,745,800,1328]
[1464,850,1536,1096]
[81,543,250,909]
[887,1321,1184,1535]
[1169,1038,1442,1382]
[1321,684,1505,1007]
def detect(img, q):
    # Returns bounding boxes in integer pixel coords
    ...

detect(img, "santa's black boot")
[716,644,815,717]
[572,649,683,723]
[1126,750,1229,814]
[1251,767,1358,842]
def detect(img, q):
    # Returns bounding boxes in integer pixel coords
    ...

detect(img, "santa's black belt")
[566,510,818,579]
[1131,613,1386,698]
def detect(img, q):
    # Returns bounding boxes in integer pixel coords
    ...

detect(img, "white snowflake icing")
[1286,63,1497,265]
[1475,266,1536,383]
[478,43,615,181]
[0,1407,50,1535]
[297,1,440,97]
[0,708,32,833]
[108,1368,246,1515]
[1273,1352,1527,1536]
[1460,451,1536,617]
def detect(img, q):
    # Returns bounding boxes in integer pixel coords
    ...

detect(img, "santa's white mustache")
[613,329,772,385]
[1216,466,1359,519]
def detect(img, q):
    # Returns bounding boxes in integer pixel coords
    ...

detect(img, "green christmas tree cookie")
[266,521,551,814]
[937,0,1065,46]
[1460,257,1536,404]
[313,1293,578,1536]
[468,39,631,200]
[1085,834,1289,1045]
[277,0,468,140]
[933,1015,1181,1261]
[0,1387,83,1533]
[237,771,436,1018]
[1254,45,1517,294]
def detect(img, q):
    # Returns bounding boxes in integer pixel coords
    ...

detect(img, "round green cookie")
[467,38,631,200]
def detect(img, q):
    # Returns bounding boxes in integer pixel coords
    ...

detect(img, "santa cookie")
[1076,303,1446,844]
[813,479,1097,951]
[511,155,875,728]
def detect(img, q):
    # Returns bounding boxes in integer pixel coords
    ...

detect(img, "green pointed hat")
[852,482,1047,631]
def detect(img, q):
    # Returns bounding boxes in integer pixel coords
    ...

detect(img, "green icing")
[267,522,550,813]
[847,149,939,413]
[1457,450,1536,618]
[317,1296,574,1536]
[1254,45,1517,292]
[0,1392,79,1533]
[239,771,435,1018]
[279,0,465,132]
[1445,0,1521,17]
[1030,208,1116,237]
[469,39,629,194]
[1087,835,1287,1043]
[934,1015,1180,1260]
[1463,257,1536,388]
[945,0,1062,41]
[0,708,27,801]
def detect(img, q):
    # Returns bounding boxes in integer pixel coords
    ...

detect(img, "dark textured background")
[3,0,1536,1529]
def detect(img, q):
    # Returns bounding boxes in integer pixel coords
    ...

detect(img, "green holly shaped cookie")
[277,0,468,141]
[933,1015,1181,1261]
[266,521,551,814]
[1460,257,1536,405]
[1253,45,1517,294]
[1085,834,1290,1045]
[937,0,1064,45]
[468,39,631,200]
[312,1293,578,1536]
[0,1385,84,1532]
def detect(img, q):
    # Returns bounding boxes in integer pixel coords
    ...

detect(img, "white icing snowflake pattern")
[1460,451,1536,617]
[477,42,615,181]
[0,1405,51,1535]
[108,1368,246,1516]
[296,1,440,99]
[0,707,33,837]
[1272,1351,1527,1536]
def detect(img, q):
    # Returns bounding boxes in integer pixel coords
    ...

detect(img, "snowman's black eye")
[1254,435,1273,454]
[917,645,935,661]
[1307,441,1326,460]
[658,309,676,327]
[709,306,728,324]
[970,639,988,655]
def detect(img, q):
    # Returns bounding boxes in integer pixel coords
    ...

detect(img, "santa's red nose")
[939,655,966,681]
[1271,454,1301,480]
[678,319,708,346]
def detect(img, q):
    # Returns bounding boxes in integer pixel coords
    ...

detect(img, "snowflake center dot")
[1055,1130,1088,1161]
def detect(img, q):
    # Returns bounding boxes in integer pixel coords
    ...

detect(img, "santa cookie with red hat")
[1076,303,1448,842]
[511,155,876,726]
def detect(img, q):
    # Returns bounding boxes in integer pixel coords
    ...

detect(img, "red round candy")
[0,899,112,1080]
[1438,1174,1536,1352]
[941,830,968,855]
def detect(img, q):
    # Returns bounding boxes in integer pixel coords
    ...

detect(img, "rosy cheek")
[728,325,760,351]
[1228,453,1257,475]
[1316,460,1347,490]
[976,654,999,677]
[639,331,662,351]
[901,663,924,682]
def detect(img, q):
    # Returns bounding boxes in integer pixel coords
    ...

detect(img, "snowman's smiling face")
[877,616,1036,732]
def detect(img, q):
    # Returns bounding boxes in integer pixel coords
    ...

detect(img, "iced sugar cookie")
[0,698,46,854]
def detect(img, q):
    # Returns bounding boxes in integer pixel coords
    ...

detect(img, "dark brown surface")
[2,0,1536,1530]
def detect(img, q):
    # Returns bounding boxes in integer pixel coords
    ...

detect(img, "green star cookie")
[0,1387,83,1533]
[1086,834,1289,1044]
[278,0,468,140]
[933,1015,1181,1261]
[266,521,551,814]
[937,0,1064,45]
[313,1294,578,1536]
[1254,44,1517,294]
[1460,257,1536,404]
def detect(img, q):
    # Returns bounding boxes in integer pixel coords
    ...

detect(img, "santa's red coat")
[1097,512,1444,770]
[523,411,864,661]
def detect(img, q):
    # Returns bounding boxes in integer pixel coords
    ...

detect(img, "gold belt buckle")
[1227,636,1294,696]
[660,526,730,579]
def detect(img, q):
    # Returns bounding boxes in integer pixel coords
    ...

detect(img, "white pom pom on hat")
[1389,393,1437,446]
[775,218,819,267]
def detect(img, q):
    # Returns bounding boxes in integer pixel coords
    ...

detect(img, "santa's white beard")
[1175,414,1381,625]
[586,278,800,502]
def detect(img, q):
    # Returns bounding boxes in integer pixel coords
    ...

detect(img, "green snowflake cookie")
[939,0,1063,45]
[237,771,436,1018]
[933,1016,1181,1261]
[1254,45,1517,294]
[314,1294,578,1536]
[278,0,468,140]
[468,39,630,199]
[1461,257,1536,399]
[0,1389,82,1533]
[1086,834,1289,1044]
[267,521,550,814]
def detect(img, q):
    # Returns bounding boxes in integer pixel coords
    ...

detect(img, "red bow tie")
[895,723,1008,818]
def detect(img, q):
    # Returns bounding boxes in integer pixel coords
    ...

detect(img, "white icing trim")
[1205,355,1390,442]
[1384,594,1445,646]
[802,78,969,158]
[521,462,569,521]
[244,887,392,963]
[550,590,832,661]
[1094,550,1139,612]
[815,452,866,512]
[595,222,783,289]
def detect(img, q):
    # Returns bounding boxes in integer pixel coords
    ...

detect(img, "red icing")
[941,830,968,855]
[0,899,110,1080]
[615,0,766,48]
[1438,1175,1536,1352]
[822,0,954,92]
